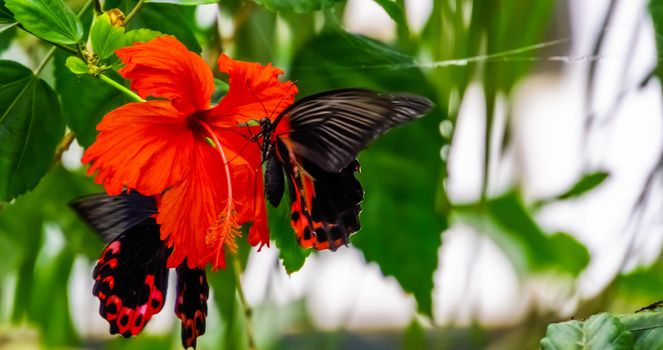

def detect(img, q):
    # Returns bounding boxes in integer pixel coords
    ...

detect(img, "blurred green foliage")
[0,0,662,349]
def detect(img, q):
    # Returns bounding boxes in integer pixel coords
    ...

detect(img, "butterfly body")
[258,88,433,250]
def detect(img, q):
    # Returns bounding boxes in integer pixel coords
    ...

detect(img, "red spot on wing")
[93,237,169,339]
[277,138,361,251]
[175,266,208,349]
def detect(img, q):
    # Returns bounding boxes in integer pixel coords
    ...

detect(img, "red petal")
[82,101,193,196]
[206,55,298,126]
[215,128,270,248]
[117,36,215,115]
[158,126,269,269]
[247,175,270,249]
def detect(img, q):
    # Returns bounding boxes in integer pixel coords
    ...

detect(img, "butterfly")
[255,88,433,250]
[71,191,208,349]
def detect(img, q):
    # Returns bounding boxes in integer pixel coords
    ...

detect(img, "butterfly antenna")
[225,139,254,164]
[245,80,272,122]
[270,81,298,127]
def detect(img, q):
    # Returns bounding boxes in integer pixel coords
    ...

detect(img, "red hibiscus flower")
[82,36,298,269]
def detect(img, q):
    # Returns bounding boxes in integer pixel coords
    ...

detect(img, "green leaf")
[649,0,663,79]
[0,166,103,262]
[131,3,200,52]
[29,246,78,346]
[233,5,277,62]
[0,60,65,201]
[146,0,217,5]
[548,232,590,276]
[372,0,406,26]
[5,0,83,45]
[89,12,161,67]
[634,329,663,350]
[54,52,127,147]
[252,0,342,13]
[540,319,584,349]
[541,313,634,350]
[122,27,162,46]
[90,13,126,59]
[103,0,199,52]
[455,192,590,275]
[0,0,17,34]
[65,56,87,74]
[556,171,610,201]
[0,12,16,54]
[291,30,447,316]
[269,200,310,274]
[616,261,663,301]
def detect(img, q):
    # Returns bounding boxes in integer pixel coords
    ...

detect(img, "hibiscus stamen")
[196,120,241,266]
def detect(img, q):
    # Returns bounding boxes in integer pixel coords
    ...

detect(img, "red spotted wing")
[71,192,208,349]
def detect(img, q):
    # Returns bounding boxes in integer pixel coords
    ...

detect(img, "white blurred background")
[36,0,661,345]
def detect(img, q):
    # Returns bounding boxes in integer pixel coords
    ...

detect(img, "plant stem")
[99,73,144,102]
[124,0,146,25]
[34,47,56,76]
[480,90,495,206]
[51,132,76,166]
[232,255,257,350]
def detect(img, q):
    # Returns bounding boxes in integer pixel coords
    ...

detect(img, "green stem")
[124,0,146,25]
[51,132,76,167]
[232,255,257,350]
[99,73,144,102]
[480,89,496,206]
[34,47,57,76]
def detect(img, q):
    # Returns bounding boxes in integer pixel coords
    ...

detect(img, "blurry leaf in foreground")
[29,245,78,346]
[616,261,663,302]
[648,0,663,78]
[0,60,64,201]
[0,166,103,260]
[0,0,16,34]
[0,24,15,54]
[252,0,342,13]
[556,172,609,200]
[456,191,590,276]
[5,0,83,45]
[372,0,406,26]
[537,171,609,207]
[541,313,634,350]
[291,30,447,317]
[0,166,101,345]
[548,232,590,276]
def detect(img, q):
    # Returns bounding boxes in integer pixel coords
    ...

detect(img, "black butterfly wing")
[175,265,209,349]
[71,192,170,338]
[272,138,363,250]
[70,191,158,243]
[280,88,433,173]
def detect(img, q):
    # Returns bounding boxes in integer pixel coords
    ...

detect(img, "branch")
[232,255,257,350]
